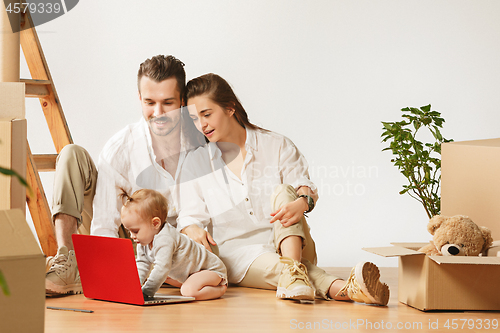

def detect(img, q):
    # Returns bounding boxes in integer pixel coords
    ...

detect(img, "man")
[45,55,204,295]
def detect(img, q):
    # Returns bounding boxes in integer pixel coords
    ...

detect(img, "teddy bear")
[418,215,493,256]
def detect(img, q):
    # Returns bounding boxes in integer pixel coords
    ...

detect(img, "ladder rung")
[20,78,51,98]
[33,153,57,171]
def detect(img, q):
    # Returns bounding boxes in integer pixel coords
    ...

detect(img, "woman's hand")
[181,224,217,252]
[270,197,309,227]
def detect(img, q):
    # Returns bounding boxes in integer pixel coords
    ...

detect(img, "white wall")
[22,0,500,267]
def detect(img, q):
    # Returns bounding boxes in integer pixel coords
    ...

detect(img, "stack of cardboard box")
[1,82,45,332]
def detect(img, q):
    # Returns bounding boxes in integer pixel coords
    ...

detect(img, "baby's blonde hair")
[119,188,168,225]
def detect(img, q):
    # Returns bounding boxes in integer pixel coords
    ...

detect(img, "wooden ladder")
[20,9,73,257]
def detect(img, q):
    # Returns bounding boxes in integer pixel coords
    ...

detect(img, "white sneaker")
[45,246,82,295]
[45,255,55,273]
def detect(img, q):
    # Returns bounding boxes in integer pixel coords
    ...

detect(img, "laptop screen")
[72,234,145,305]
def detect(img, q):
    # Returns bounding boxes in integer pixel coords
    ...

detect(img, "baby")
[119,188,227,300]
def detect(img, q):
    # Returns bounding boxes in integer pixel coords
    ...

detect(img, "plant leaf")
[0,270,10,296]
[382,122,393,130]
[421,104,431,112]
[0,167,29,189]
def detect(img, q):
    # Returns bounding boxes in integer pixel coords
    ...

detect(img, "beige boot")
[45,246,82,295]
[336,262,389,306]
[276,257,315,301]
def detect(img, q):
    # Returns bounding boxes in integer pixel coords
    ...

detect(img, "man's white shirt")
[91,117,199,237]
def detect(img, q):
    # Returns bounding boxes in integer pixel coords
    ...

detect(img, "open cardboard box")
[364,138,500,311]
[364,243,500,311]
[0,209,45,332]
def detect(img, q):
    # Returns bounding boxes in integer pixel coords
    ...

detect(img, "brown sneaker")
[45,246,82,295]
[276,257,315,301]
[336,262,389,306]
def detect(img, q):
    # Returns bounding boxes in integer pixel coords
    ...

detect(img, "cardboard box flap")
[429,255,500,265]
[0,209,42,257]
[447,138,500,148]
[363,246,424,257]
[391,242,429,251]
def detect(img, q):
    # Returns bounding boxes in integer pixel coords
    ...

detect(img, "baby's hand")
[143,292,154,302]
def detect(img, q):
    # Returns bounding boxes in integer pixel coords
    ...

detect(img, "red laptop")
[72,234,195,305]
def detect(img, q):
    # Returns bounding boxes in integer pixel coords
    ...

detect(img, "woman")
[175,73,389,305]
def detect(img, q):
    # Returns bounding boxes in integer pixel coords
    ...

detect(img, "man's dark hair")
[137,55,186,97]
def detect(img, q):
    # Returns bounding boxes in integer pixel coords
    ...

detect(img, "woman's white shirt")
[175,127,316,283]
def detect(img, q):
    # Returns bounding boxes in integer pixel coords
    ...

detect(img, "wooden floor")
[45,267,499,333]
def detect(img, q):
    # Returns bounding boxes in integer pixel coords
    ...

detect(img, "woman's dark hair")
[185,73,263,131]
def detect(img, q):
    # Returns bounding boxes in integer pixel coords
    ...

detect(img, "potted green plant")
[381,104,453,219]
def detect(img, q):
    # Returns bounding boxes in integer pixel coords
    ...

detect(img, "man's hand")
[181,224,216,252]
[270,198,308,227]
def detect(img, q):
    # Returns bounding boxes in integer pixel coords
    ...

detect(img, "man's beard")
[148,115,180,137]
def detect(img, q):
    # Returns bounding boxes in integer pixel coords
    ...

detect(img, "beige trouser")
[51,144,128,239]
[238,184,340,299]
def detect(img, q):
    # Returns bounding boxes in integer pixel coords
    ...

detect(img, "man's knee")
[57,144,87,166]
